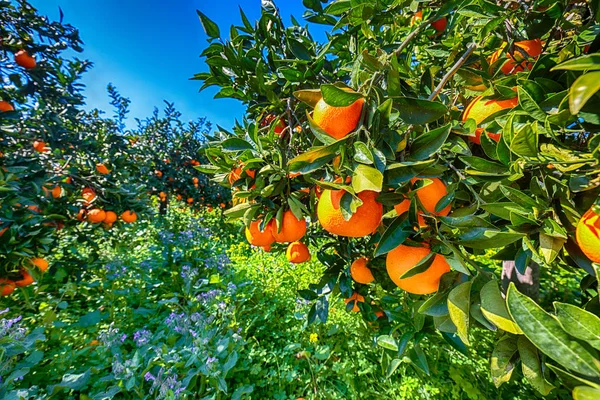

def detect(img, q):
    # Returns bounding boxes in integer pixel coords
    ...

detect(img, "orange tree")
[126,99,231,214]
[196,0,600,396]
[0,1,148,293]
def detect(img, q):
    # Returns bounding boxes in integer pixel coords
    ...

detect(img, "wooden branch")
[428,43,477,101]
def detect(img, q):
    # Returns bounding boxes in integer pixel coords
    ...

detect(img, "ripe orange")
[52,186,62,199]
[386,244,451,295]
[489,39,543,74]
[245,220,275,247]
[317,189,382,237]
[431,17,447,32]
[313,91,364,140]
[262,114,287,135]
[14,50,36,69]
[0,101,14,112]
[187,197,194,204]
[88,209,106,223]
[350,257,375,284]
[155,170,163,178]
[96,163,110,174]
[576,207,600,263]
[0,226,7,237]
[207,205,214,212]
[192,177,199,184]
[15,270,34,287]
[272,210,307,243]
[462,96,519,144]
[344,292,365,312]
[33,140,48,153]
[103,211,117,224]
[262,244,272,252]
[82,188,97,205]
[0,279,15,296]
[286,241,311,263]
[121,210,137,223]
[76,209,87,221]
[410,10,423,26]
[394,178,451,226]
[176,194,182,201]
[31,257,49,272]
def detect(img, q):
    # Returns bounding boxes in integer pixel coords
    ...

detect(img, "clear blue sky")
[32,0,324,130]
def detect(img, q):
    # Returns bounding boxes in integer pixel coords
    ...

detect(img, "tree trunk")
[501,260,540,300]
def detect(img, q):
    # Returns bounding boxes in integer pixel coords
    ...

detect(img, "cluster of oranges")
[0,49,36,111]
[77,187,137,228]
[0,257,47,297]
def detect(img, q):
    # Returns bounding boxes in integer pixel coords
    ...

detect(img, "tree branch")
[428,43,477,101]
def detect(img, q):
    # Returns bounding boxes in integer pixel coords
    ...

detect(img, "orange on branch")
[489,39,543,74]
[15,49,36,69]
[245,219,275,247]
[286,241,311,264]
[121,210,137,223]
[350,257,375,284]
[52,186,62,199]
[31,257,49,272]
[344,292,365,312]
[88,209,106,223]
[576,207,600,263]
[0,280,15,296]
[33,140,48,153]
[394,178,451,226]
[462,96,519,144]
[15,271,34,287]
[313,91,364,140]
[96,163,110,174]
[272,210,307,243]
[82,188,96,205]
[386,244,450,295]
[0,101,14,112]
[317,189,382,237]
[103,211,117,224]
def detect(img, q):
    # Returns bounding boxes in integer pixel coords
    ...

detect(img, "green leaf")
[353,142,374,164]
[491,336,518,387]
[569,71,600,114]
[510,123,538,158]
[399,252,436,279]
[552,54,600,71]
[377,335,398,351]
[480,281,522,334]
[221,138,254,152]
[573,386,600,400]
[288,143,340,173]
[448,281,472,345]
[374,216,412,257]
[293,89,322,108]
[409,124,451,161]
[352,164,383,192]
[506,284,600,377]
[393,97,448,124]
[409,344,430,375]
[457,228,525,249]
[197,11,220,39]
[555,303,600,350]
[539,233,566,264]
[518,336,555,396]
[321,84,363,107]
[518,87,546,122]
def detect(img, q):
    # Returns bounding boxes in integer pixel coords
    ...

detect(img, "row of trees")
[197,0,600,397]
[0,1,227,293]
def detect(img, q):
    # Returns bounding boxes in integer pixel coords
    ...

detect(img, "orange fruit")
[375,310,385,318]
[313,92,364,140]
[576,207,600,263]
[431,17,447,32]
[394,178,451,226]
[489,39,543,74]
[76,209,87,221]
[103,211,117,224]
[28,205,41,213]
[317,189,382,237]
[350,257,375,284]
[344,292,365,312]
[0,101,14,112]
[386,244,451,295]
[0,279,15,296]
[245,219,275,247]
[89,340,100,346]
[31,257,49,272]
[462,96,519,144]
[96,163,110,174]
[410,10,423,27]
[0,226,7,237]
[14,49,36,69]
[88,209,106,223]
[155,170,163,178]
[261,244,272,252]
[121,210,137,223]
[15,270,34,287]
[52,186,62,199]
[272,210,307,243]
[33,140,48,153]
[193,177,199,184]
[286,241,311,264]
[262,114,287,135]
[82,188,96,205]
[187,197,194,204]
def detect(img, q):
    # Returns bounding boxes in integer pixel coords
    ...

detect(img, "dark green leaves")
[221,138,254,152]
[374,216,411,257]
[197,11,220,39]
[552,54,600,71]
[393,97,448,124]
[409,124,451,161]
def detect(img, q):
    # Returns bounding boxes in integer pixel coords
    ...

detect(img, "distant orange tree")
[196,0,600,396]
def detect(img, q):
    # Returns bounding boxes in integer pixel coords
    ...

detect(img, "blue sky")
[32,0,324,130]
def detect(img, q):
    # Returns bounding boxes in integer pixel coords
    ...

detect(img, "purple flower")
[0,311,26,341]
[207,356,217,364]
[133,328,152,347]
[144,372,155,382]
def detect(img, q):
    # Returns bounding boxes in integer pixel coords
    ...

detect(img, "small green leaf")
[518,336,555,395]
[399,252,436,279]
[374,215,412,257]
[352,164,383,192]
[491,336,518,387]
[197,11,220,39]
[293,89,322,107]
[539,233,566,264]
[377,335,398,351]
[569,71,600,114]
[480,281,522,334]
[448,281,472,345]
[409,124,452,161]
[393,97,448,124]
